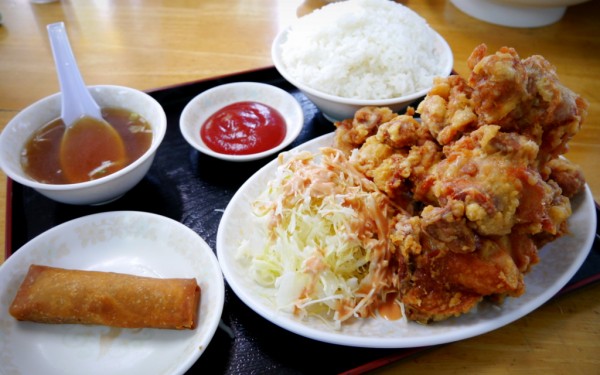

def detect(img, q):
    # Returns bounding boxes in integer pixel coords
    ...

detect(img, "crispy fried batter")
[333,44,587,323]
[545,157,586,198]
[417,75,478,145]
[333,106,396,154]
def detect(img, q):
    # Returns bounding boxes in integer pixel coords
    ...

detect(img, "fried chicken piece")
[400,242,526,324]
[420,44,588,165]
[424,125,539,236]
[376,114,434,149]
[367,117,441,207]
[369,141,443,210]
[419,203,477,254]
[401,257,483,323]
[333,106,396,155]
[390,213,482,323]
[348,113,442,208]
[368,152,413,208]
[417,75,478,145]
[513,172,572,239]
[351,135,396,178]
[505,233,540,273]
[467,44,588,165]
[545,157,586,198]
[467,44,530,128]
[522,55,588,163]
[393,212,526,323]
[434,238,525,298]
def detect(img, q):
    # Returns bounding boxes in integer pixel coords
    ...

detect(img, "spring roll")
[9,264,201,330]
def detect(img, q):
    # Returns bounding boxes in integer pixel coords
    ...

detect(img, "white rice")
[280,0,443,100]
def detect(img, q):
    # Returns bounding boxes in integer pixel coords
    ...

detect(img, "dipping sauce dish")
[179,81,304,162]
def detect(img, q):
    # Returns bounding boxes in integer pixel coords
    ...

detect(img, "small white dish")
[216,133,596,348]
[0,211,225,375]
[179,82,304,162]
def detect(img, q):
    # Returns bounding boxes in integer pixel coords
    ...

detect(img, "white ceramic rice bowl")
[272,27,453,122]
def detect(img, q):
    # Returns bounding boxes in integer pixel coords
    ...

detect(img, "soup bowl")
[0,85,166,205]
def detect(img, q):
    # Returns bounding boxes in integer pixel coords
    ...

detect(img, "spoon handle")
[47,22,102,126]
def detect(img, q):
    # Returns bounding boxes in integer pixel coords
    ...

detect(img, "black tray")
[6,67,600,374]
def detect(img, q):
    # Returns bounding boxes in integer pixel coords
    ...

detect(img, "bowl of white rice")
[272,0,453,122]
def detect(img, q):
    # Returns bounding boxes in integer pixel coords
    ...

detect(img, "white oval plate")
[0,211,225,375]
[217,133,596,348]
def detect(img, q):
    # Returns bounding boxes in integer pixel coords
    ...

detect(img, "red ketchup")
[200,101,287,155]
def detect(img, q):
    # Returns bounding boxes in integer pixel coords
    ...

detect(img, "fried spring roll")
[9,264,201,330]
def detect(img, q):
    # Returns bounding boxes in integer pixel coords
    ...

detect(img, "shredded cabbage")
[239,147,402,326]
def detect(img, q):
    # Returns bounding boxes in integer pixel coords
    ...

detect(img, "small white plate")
[179,81,304,162]
[0,211,225,375]
[216,133,596,348]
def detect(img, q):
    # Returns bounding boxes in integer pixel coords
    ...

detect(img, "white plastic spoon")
[47,22,126,183]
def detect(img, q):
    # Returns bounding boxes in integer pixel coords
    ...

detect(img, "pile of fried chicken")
[333,44,588,323]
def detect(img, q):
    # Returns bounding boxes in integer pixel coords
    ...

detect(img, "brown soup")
[21,107,153,184]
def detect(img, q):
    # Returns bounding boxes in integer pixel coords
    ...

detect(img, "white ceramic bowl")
[272,27,454,122]
[179,82,304,162]
[0,85,167,205]
[450,0,591,27]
